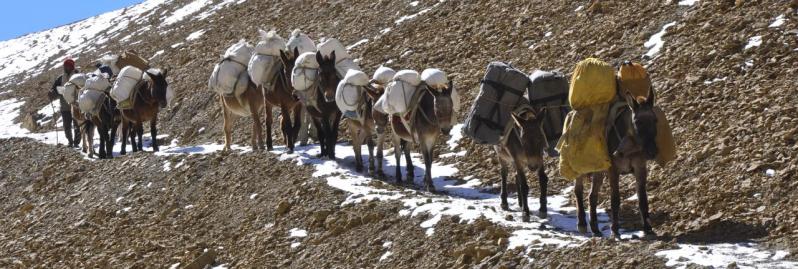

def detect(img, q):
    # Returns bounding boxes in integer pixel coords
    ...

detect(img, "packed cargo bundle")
[528,70,570,153]
[291,52,320,92]
[463,62,529,145]
[382,70,421,115]
[248,30,286,88]
[286,29,316,56]
[335,69,370,117]
[111,66,145,109]
[617,61,652,99]
[317,38,361,78]
[209,40,253,97]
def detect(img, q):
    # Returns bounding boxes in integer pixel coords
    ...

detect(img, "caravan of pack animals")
[53,29,676,238]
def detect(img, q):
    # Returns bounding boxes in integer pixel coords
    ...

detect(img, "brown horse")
[494,106,549,222]
[365,82,389,177]
[345,85,377,174]
[85,95,120,159]
[305,51,342,159]
[218,76,265,152]
[575,89,658,238]
[263,48,302,153]
[120,69,169,154]
[391,81,455,192]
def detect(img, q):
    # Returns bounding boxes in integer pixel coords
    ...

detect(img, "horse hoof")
[592,231,603,238]
[500,203,510,211]
[577,224,588,234]
[537,210,548,219]
[355,166,363,173]
[521,214,531,223]
[610,231,621,239]
[425,184,436,193]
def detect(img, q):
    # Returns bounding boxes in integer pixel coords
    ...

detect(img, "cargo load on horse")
[316,38,360,78]
[111,66,145,109]
[528,70,570,154]
[209,40,254,97]
[62,73,88,105]
[286,29,316,56]
[99,50,150,77]
[78,74,110,116]
[421,68,460,113]
[248,30,286,90]
[382,69,421,115]
[372,66,397,114]
[615,61,676,166]
[291,51,319,92]
[556,58,616,180]
[463,62,530,145]
[335,69,369,118]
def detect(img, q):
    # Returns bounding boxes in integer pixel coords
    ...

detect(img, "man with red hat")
[48,58,80,147]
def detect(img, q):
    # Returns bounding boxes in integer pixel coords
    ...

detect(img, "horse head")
[315,51,338,103]
[512,106,547,153]
[625,89,658,160]
[146,68,170,109]
[431,80,455,135]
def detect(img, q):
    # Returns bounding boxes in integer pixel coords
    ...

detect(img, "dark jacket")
[50,71,77,112]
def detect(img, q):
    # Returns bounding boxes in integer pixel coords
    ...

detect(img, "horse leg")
[366,128,375,176]
[280,106,292,153]
[421,137,435,193]
[87,121,96,158]
[291,105,302,149]
[633,160,654,237]
[351,127,363,172]
[150,118,158,152]
[136,123,144,152]
[121,120,129,155]
[497,154,510,211]
[98,124,107,159]
[328,112,342,159]
[105,124,114,159]
[223,106,234,152]
[589,173,604,237]
[251,103,264,152]
[514,160,530,222]
[313,118,325,157]
[575,175,588,234]
[536,166,549,218]
[392,135,403,183]
[608,167,622,239]
[109,120,118,157]
[402,140,414,180]
[375,130,386,178]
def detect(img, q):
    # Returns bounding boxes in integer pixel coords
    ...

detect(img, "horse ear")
[293,47,300,60]
[162,68,168,78]
[329,51,336,64]
[625,92,638,110]
[315,51,324,65]
[647,87,656,107]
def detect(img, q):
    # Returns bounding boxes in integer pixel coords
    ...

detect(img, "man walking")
[48,58,80,147]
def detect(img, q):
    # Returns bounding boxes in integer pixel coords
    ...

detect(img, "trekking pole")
[49,100,60,145]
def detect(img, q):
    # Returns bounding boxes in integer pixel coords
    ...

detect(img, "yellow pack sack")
[618,61,651,99]
[556,104,612,180]
[569,58,616,109]
[653,106,677,166]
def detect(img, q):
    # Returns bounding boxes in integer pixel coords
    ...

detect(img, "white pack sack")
[69,73,88,88]
[100,54,120,76]
[291,52,319,91]
[421,68,460,112]
[372,66,396,85]
[286,29,316,56]
[316,38,351,60]
[335,58,361,79]
[373,94,388,114]
[254,29,285,56]
[85,74,111,92]
[335,70,369,113]
[224,39,254,66]
[383,70,421,115]
[111,66,144,104]
[78,89,106,116]
[210,58,250,96]
[249,30,286,87]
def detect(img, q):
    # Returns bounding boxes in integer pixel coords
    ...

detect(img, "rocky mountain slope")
[1,0,797,268]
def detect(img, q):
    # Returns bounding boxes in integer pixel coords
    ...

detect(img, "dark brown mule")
[263,48,302,153]
[391,81,455,192]
[575,89,658,238]
[120,69,169,154]
[219,78,265,151]
[85,96,120,159]
[364,82,389,177]
[305,51,342,159]
[494,107,549,222]
[346,84,377,174]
